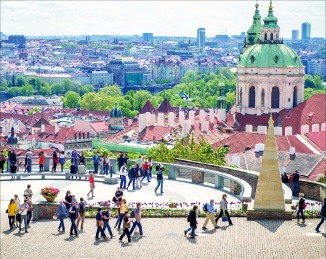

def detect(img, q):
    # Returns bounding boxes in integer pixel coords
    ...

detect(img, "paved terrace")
[0,215,325,259]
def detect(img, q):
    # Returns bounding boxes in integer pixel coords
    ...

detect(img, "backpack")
[202,203,208,212]
[303,202,307,209]
[130,209,136,218]
[187,211,192,222]
[79,202,85,214]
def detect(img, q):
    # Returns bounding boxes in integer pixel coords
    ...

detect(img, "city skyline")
[1,1,325,38]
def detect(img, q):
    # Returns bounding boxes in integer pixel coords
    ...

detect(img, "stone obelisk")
[247,115,292,220]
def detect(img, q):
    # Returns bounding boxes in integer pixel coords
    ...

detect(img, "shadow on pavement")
[186,237,197,244]
[255,220,284,233]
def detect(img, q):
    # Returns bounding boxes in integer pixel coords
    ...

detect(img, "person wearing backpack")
[184,205,198,238]
[127,165,137,191]
[215,194,233,226]
[129,202,144,237]
[296,193,306,224]
[316,198,326,233]
[77,197,86,230]
[202,199,219,231]
[119,210,131,243]
[55,200,68,232]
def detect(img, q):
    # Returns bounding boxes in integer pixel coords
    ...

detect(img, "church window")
[249,86,255,108]
[271,87,280,108]
[264,33,267,41]
[271,33,273,40]
[250,55,255,63]
[293,86,297,108]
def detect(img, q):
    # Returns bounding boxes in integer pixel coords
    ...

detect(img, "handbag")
[65,212,70,218]
[112,196,117,202]
[222,214,228,222]
[5,209,8,213]
[98,220,104,227]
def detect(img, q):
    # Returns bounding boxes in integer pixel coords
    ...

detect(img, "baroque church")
[236,1,305,115]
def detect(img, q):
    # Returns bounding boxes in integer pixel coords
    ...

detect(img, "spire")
[263,0,279,28]
[245,2,262,46]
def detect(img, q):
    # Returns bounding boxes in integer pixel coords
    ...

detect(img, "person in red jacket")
[87,173,95,198]
[141,161,150,183]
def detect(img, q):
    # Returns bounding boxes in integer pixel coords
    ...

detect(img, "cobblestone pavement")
[1,213,325,259]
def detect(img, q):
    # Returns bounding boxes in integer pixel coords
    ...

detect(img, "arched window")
[276,33,279,40]
[249,86,255,108]
[271,87,280,108]
[293,86,297,107]
[264,33,267,41]
[270,33,273,40]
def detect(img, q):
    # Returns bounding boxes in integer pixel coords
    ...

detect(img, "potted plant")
[41,187,60,202]
[168,198,177,208]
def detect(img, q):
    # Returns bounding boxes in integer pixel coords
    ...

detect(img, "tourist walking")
[26,197,33,226]
[71,148,79,167]
[296,193,306,224]
[26,149,33,173]
[87,173,95,198]
[14,194,20,226]
[0,150,6,173]
[93,152,101,174]
[215,194,233,226]
[19,198,29,233]
[136,163,143,189]
[119,163,127,189]
[281,172,289,184]
[202,199,219,230]
[141,161,150,183]
[316,198,326,233]
[119,211,131,243]
[290,170,300,197]
[59,151,65,173]
[129,202,144,237]
[102,207,114,238]
[77,197,86,230]
[7,199,16,230]
[127,165,137,190]
[69,201,79,237]
[39,151,45,172]
[113,187,123,206]
[52,150,59,173]
[103,155,110,175]
[9,149,17,169]
[184,205,198,238]
[24,155,29,173]
[95,208,107,239]
[64,190,73,210]
[148,157,153,179]
[24,184,33,201]
[78,152,87,176]
[117,199,128,231]
[117,153,124,171]
[10,162,17,179]
[55,201,68,232]
[154,166,164,194]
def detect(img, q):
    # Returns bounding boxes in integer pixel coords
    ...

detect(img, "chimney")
[41,124,45,133]
[55,124,59,134]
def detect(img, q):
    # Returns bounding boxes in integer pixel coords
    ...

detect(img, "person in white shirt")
[19,199,29,233]
[119,163,127,189]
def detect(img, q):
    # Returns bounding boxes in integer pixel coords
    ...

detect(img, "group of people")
[6,184,34,233]
[281,170,301,197]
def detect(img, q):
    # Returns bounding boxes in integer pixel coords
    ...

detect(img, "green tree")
[304,76,316,89]
[15,77,26,87]
[27,107,40,115]
[99,85,122,97]
[313,75,324,90]
[226,91,236,110]
[7,87,22,97]
[79,84,94,96]
[51,83,64,95]
[28,77,42,93]
[22,84,34,96]
[40,83,52,96]
[133,90,152,111]
[64,91,80,108]
[62,79,74,92]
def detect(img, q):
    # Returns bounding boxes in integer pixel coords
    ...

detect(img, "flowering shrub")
[40,187,60,197]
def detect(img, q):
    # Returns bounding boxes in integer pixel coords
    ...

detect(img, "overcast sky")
[1,1,325,38]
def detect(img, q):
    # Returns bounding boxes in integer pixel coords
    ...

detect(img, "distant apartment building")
[292,30,299,40]
[143,33,154,44]
[306,59,326,80]
[70,73,90,85]
[88,71,113,89]
[302,22,311,40]
[197,28,205,52]
[151,58,176,82]
[34,74,72,85]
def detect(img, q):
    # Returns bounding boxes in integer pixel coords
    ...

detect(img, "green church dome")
[110,103,123,118]
[238,43,303,68]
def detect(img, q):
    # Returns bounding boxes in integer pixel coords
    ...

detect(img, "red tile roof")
[139,100,156,114]
[140,126,172,141]
[306,131,326,151]
[157,98,172,113]
[308,158,326,181]
[91,121,108,133]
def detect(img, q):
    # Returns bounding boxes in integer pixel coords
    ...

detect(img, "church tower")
[236,1,305,115]
[243,2,262,51]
